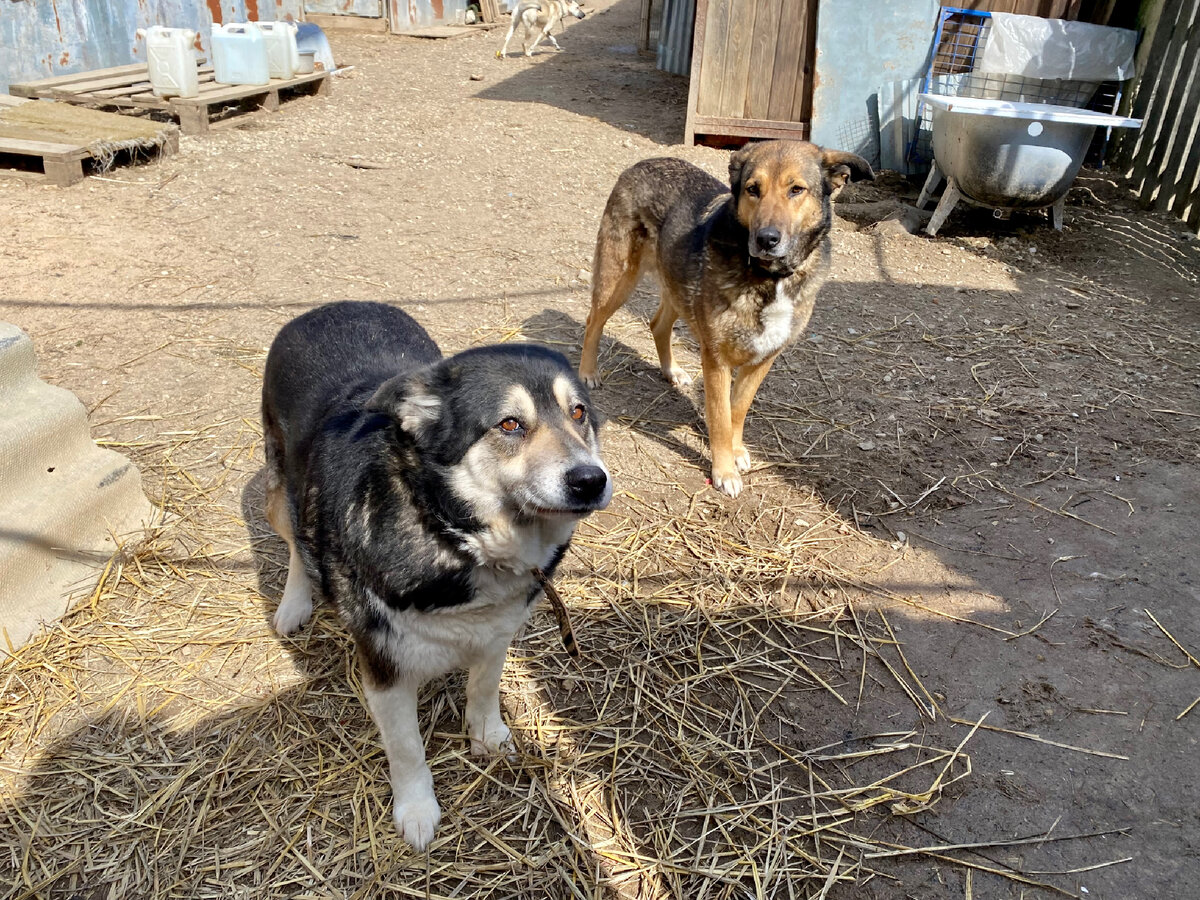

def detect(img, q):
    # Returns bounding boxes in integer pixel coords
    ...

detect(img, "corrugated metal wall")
[0,0,303,95]
[388,0,467,32]
[656,0,695,77]
[306,0,383,14]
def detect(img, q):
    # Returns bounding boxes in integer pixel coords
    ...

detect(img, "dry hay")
[0,415,1110,900]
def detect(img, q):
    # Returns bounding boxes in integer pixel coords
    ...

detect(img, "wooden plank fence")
[1113,0,1200,233]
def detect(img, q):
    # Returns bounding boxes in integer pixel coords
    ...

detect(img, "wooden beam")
[8,63,152,96]
[306,12,388,32]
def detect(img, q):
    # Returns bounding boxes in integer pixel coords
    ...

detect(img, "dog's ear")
[367,369,442,438]
[728,142,758,196]
[821,149,874,196]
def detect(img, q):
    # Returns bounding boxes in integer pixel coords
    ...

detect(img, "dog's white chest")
[377,522,571,682]
[378,572,533,682]
[743,282,795,362]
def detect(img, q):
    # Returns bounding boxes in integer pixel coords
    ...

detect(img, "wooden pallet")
[10,63,332,136]
[0,93,180,186]
[0,132,90,186]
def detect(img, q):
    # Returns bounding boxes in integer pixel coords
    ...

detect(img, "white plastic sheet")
[980,13,1138,82]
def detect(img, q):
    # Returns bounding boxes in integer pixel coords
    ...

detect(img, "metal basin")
[917,94,1141,233]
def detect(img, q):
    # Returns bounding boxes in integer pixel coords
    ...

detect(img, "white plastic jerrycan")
[211,23,270,86]
[256,21,300,80]
[137,26,200,98]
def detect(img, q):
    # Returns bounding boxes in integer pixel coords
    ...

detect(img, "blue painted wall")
[1,0,303,94]
[810,0,941,167]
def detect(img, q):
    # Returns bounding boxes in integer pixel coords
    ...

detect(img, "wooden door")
[684,0,818,144]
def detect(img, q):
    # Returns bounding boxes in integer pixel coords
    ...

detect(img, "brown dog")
[578,140,873,497]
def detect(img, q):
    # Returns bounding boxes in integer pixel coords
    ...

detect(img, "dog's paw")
[469,720,516,759]
[733,445,752,474]
[580,370,602,389]
[664,365,692,388]
[272,587,313,636]
[393,783,441,852]
[710,467,743,498]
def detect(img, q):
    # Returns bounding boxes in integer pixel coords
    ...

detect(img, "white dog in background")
[497,0,586,58]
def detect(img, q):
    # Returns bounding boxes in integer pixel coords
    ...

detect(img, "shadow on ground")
[478,0,687,145]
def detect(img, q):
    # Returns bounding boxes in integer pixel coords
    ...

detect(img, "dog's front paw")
[580,370,602,389]
[710,467,743,498]
[469,720,516,759]
[664,365,692,388]
[733,445,752,474]
[272,583,313,636]
[393,782,441,851]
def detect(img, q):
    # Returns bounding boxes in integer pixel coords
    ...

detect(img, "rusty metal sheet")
[304,0,383,15]
[1,0,303,94]
[390,0,469,31]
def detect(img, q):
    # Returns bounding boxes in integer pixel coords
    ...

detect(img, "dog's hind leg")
[650,290,691,387]
[465,639,516,758]
[526,25,548,55]
[518,12,538,55]
[264,436,314,636]
[363,676,441,851]
[579,222,647,388]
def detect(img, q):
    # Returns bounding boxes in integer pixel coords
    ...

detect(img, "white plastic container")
[137,26,200,98]
[211,23,270,86]
[257,21,300,80]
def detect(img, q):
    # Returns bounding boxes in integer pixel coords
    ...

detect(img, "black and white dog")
[261,301,611,850]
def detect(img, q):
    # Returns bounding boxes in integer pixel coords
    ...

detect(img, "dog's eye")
[745,184,761,198]
[789,184,806,197]
[571,404,586,422]
[497,418,524,434]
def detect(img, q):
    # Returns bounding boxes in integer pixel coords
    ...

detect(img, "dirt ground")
[2,1,1200,898]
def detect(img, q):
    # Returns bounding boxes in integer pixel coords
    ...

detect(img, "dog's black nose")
[565,464,607,505]
[756,227,781,251]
